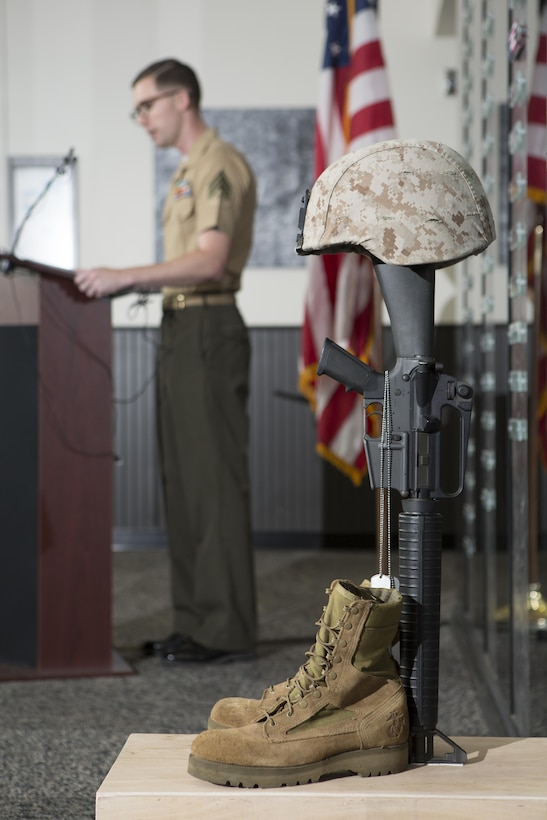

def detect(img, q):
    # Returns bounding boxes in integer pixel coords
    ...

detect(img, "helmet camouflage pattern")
[297,139,496,268]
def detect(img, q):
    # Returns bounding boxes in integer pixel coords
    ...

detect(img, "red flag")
[528,5,547,205]
[299,0,396,486]
[528,5,547,467]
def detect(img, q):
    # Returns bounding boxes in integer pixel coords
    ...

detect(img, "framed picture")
[154,109,315,268]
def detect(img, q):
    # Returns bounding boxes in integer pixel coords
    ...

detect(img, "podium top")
[1,252,141,302]
[0,252,75,281]
[0,252,92,325]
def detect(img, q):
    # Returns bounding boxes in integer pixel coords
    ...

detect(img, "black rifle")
[318,262,471,764]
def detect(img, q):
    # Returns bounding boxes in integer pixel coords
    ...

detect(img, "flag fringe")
[528,186,547,206]
[298,363,318,412]
[316,441,366,487]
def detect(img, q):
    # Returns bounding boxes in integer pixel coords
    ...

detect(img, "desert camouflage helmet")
[296,139,496,268]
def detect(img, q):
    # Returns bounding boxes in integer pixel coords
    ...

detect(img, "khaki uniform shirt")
[162,127,256,299]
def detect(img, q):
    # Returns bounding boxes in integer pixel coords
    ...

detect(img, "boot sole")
[188,742,408,788]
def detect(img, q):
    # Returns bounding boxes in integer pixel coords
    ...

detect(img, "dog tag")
[371,573,400,590]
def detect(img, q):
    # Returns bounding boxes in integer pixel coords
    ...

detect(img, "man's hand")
[74,228,231,297]
[74,267,132,299]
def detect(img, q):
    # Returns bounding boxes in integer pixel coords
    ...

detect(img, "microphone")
[57,148,77,174]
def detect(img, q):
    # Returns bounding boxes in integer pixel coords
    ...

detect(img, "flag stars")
[326,1,342,18]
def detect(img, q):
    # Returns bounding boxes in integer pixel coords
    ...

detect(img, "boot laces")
[262,603,357,725]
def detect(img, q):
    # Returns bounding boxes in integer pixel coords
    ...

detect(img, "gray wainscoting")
[112,325,324,549]
[113,324,547,550]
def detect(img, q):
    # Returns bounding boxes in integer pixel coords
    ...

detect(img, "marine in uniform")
[159,127,257,661]
[75,59,257,663]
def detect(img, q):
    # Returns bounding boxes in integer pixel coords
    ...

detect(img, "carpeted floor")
[1,545,545,819]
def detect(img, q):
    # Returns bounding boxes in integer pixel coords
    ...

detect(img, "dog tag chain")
[371,370,399,590]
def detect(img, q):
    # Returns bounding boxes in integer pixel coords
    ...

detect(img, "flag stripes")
[299,0,396,485]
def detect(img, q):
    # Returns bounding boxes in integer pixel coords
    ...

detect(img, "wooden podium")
[0,254,130,679]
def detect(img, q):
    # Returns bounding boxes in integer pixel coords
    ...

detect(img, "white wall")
[0,0,488,328]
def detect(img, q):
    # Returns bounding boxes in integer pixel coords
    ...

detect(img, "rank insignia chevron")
[208,171,232,200]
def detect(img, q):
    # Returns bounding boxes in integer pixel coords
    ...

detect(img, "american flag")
[529,3,547,467]
[299,0,396,485]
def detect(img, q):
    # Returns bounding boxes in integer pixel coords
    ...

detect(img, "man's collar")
[185,127,218,165]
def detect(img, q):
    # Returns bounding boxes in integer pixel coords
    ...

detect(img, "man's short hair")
[132,59,201,109]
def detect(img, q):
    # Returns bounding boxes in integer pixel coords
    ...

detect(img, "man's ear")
[174,87,192,112]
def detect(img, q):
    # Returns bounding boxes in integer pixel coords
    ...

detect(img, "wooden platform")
[96,733,547,819]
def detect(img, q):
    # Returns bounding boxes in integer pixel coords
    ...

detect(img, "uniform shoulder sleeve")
[193,142,255,238]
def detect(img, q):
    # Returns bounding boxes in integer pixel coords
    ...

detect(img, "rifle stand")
[318,263,474,766]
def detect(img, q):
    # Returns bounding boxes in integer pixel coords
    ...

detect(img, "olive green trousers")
[157,304,256,652]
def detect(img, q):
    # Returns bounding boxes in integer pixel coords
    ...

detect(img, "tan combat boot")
[188,579,409,788]
[208,577,376,730]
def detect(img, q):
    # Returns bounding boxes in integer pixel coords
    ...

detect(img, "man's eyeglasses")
[130,88,182,121]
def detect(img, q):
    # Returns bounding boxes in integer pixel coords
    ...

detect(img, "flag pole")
[529,221,543,587]
[528,219,547,630]
[525,0,547,628]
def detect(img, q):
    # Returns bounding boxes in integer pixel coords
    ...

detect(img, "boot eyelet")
[339,640,347,648]
[329,672,337,680]
[334,655,342,663]
[314,690,322,698]
[299,700,309,708]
